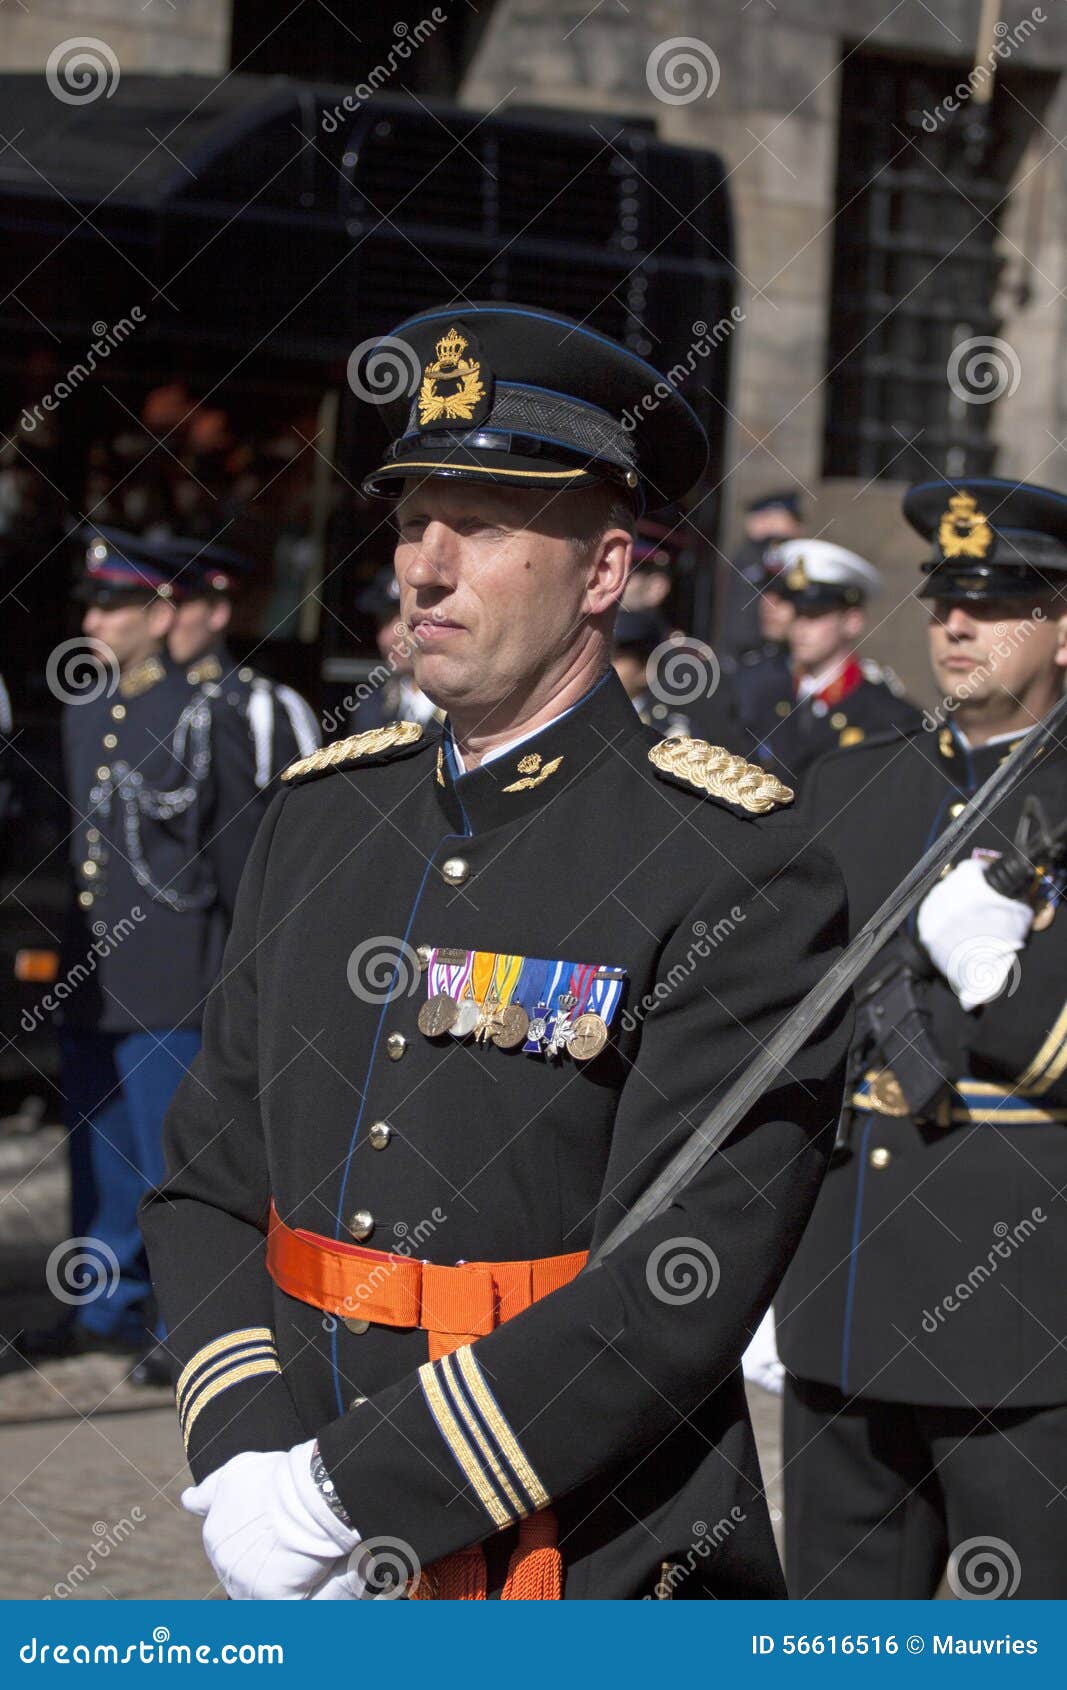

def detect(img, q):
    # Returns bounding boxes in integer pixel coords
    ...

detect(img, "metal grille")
[822,50,1017,482]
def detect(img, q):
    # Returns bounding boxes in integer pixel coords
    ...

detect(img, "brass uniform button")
[347,1208,375,1241]
[949,801,965,818]
[110,703,126,721]
[416,943,432,971]
[830,711,847,730]
[775,700,791,718]
[441,856,470,886]
[86,827,100,843]
[78,890,95,909]
[343,1319,370,1336]
[385,1032,407,1061]
[83,861,98,878]
[238,666,254,682]
[869,1146,892,1171]
[368,1121,392,1151]
[102,732,118,750]
[96,765,110,781]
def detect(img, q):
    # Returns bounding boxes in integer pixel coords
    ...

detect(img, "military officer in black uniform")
[20,530,265,1379]
[777,479,1067,1599]
[162,537,321,787]
[749,539,921,787]
[142,304,850,1601]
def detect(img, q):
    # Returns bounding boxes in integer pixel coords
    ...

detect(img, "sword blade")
[591,692,1067,1266]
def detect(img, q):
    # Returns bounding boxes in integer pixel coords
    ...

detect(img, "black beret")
[358,302,708,513]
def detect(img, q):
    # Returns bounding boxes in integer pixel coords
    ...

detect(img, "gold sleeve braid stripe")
[1014,997,1067,1096]
[417,1346,549,1530]
[176,1328,280,1444]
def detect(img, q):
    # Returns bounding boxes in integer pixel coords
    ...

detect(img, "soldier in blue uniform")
[777,480,1067,1598]
[163,538,321,787]
[143,304,851,1600]
[18,531,266,1382]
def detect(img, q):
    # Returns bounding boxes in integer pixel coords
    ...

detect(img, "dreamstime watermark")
[645,1510,747,1598]
[45,1235,120,1307]
[346,335,420,406]
[947,335,1021,407]
[921,9,1046,133]
[646,38,721,106]
[645,1237,720,1305]
[346,936,422,1004]
[321,621,430,735]
[921,612,1045,732]
[944,934,1022,1005]
[321,13,448,132]
[21,310,145,434]
[920,1208,1046,1334]
[45,38,120,105]
[622,913,745,1032]
[322,1206,448,1326]
[622,311,745,432]
[45,637,120,707]
[46,1511,146,1600]
[647,637,722,710]
[947,1535,1022,1599]
[20,909,146,1033]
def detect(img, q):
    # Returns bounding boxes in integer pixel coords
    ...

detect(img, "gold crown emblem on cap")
[938,492,993,560]
[785,557,808,592]
[418,326,486,427]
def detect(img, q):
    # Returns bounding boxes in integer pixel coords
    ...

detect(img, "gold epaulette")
[281,721,424,784]
[649,737,794,815]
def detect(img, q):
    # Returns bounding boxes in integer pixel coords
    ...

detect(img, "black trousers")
[783,1376,1067,1598]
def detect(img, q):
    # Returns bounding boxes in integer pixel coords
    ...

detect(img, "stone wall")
[4,0,228,78]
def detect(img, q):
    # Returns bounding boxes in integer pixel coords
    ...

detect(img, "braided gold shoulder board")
[282,721,424,783]
[648,737,793,814]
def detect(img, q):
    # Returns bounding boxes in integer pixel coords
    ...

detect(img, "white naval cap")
[768,539,882,607]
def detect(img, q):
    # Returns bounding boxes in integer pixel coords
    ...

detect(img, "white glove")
[918,857,1033,1011]
[741,1306,785,1396]
[182,1439,365,1601]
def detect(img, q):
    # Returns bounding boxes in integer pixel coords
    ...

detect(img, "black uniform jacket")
[752,662,923,789]
[60,652,265,1033]
[185,644,320,790]
[142,672,850,1598]
[777,720,1067,1410]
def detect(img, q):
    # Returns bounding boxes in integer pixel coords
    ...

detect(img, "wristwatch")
[310,1440,355,1530]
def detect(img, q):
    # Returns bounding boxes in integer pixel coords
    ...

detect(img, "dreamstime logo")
[622,912,745,1032]
[321,1206,448,1331]
[21,309,145,434]
[346,937,422,1003]
[947,1535,1021,1599]
[47,1510,145,1599]
[46,38,120,105]
[45,638,120,707]
[347,335,420,405]
[921,9,1046,132]
[646,1237,720,1305]
[646,38,720,106]
[321,10,448,132]
[648,638,721,708]
[945,934,1022,1005]
[621,310,745,431]
[947,336,1021,407]
[920,1208,1045,1333]
[645,1510,747,1598]
[20,907,146,1034]
[45,1236,119,1306]
[360,1535,422,1597]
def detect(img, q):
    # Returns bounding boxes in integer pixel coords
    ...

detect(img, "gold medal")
[418,992,458,1037]
[566,1011,609,1061]
[491,1003,530,1050]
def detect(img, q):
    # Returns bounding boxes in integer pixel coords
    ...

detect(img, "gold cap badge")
[417,326,488,428]
[785,557,808,592]
[938,492,993,560]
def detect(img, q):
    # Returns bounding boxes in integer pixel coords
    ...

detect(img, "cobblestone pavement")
[0,1123,783,1600]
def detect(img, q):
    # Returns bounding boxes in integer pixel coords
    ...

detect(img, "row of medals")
[417,987,609,1061]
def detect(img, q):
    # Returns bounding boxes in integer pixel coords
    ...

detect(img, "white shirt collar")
[449,703,575,775]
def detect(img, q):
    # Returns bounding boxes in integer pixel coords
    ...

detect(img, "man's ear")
[586,529,632,616]
[842,606,866,642]
[146,598,177,641]
[1054,602,1067,671]
[210,598,232,636]
[637,570,670,610]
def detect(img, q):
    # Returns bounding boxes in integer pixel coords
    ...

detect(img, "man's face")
[393,479,629,717]
[82,599,172,669]
[745,508,800,543]
[789,605,863,670]
[168,597,230,666]
[759,589,794,643]
[928,596,1064,706]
